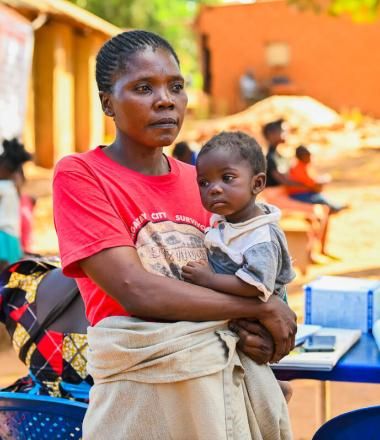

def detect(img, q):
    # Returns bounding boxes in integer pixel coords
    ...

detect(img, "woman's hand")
[254,295,297,363]
[229,320,274,364]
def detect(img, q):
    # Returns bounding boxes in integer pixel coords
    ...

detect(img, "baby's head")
[196,131,267,223]
[295,145,311,164]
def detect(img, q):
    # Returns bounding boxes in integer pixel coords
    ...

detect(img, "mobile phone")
[303,335,336,352]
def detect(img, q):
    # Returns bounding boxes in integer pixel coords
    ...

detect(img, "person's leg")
[291,192,348,213]
[319,214,330,255]
[304,205,331,259]
[312,204,331,256]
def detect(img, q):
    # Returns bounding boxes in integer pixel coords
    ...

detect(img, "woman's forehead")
[117,46,182,81]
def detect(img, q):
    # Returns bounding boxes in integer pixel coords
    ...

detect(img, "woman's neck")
[104,137,170,176]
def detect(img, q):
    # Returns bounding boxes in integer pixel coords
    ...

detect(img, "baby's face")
[196,149,257,223]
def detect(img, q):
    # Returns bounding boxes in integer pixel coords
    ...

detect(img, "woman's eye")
[223,175,234,183]
[172,82,184,93]
[135,84,151,93]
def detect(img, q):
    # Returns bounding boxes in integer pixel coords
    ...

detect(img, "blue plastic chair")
[312,405,380,440]
[0,392,88,439]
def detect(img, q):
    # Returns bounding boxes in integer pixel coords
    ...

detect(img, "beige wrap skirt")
[83,317,292,440]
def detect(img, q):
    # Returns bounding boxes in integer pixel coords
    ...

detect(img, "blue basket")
[0,392,87,439]
[313,405,380,440]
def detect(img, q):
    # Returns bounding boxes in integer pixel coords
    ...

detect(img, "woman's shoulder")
[168,156,197,177]
[54,148,101,176]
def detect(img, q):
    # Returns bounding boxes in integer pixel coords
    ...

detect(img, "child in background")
[172,141,197,165]
[13,167,37,254]
[0,138,32,269]
[287,145,348,213]
[182,131,296,401]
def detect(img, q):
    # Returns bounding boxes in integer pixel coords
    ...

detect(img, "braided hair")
[96,30,180,93]
[0,138,32,174]
[197,131,267,175]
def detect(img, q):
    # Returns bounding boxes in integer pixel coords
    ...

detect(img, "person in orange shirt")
[287,145,348,213]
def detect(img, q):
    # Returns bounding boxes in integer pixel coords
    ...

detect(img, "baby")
[182,131,296,401]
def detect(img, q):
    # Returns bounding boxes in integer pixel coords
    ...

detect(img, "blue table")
[274,333,380,383]
[273,333,380,423]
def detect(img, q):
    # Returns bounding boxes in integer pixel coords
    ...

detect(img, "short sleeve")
[53,158,133,277]
[235,242,280,302]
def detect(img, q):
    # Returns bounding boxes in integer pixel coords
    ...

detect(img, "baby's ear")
[251,173,266,195]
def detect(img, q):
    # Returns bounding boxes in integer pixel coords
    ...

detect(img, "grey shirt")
[204,203,296,301]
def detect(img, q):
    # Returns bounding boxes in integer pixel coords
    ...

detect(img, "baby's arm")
[182,261,263,298]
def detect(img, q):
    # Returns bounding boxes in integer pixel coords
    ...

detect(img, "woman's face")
[101,47,188,149]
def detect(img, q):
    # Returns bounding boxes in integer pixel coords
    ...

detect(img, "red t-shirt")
[287,160,317,195]
[53,146,210,325]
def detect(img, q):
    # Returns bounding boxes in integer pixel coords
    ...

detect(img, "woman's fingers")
[230,320,274,364]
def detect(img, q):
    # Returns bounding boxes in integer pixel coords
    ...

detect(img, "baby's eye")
[222,175,234,183]
[198,179,209,188]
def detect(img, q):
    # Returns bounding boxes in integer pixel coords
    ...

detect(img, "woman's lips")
[149,118,177,128]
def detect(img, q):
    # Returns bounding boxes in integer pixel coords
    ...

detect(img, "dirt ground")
[1,140,379,439]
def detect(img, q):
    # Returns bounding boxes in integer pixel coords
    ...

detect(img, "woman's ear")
[99,92,115,117]
[251,172,267,195]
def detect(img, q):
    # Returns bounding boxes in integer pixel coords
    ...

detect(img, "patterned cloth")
[0,259,92,402]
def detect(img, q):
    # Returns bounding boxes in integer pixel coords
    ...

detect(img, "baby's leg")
[278,380,293,403]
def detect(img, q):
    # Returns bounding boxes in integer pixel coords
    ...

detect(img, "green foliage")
[288,0,380,21]
[68,0,219,85]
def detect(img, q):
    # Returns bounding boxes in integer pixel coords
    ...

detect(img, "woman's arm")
[80,246,296,361]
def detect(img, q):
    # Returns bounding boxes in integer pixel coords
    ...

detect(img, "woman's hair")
[197,131,267,175]
[0,138,32,173]
[96,30,180,93]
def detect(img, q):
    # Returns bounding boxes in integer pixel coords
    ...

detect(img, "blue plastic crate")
[0,392,87,440]
[304,276,380,332]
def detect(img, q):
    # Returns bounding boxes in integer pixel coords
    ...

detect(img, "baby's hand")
[182,260,213,287]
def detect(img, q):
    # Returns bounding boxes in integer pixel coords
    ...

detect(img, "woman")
[53,30,296,439]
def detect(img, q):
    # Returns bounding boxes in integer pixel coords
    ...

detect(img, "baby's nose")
[210,184,223,194]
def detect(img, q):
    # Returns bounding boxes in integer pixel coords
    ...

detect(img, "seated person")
[263,119,302,190]
[261,120,331,257]
[287,145,348,213]
[0,258,92,402]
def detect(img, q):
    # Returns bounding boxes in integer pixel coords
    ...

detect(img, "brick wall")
[196,1,380,116]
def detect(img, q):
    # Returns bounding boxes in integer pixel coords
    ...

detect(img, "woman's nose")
[154,88,175,109]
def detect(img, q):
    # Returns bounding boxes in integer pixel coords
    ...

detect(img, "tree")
[288,0,380,22]
[68,0,219,82]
